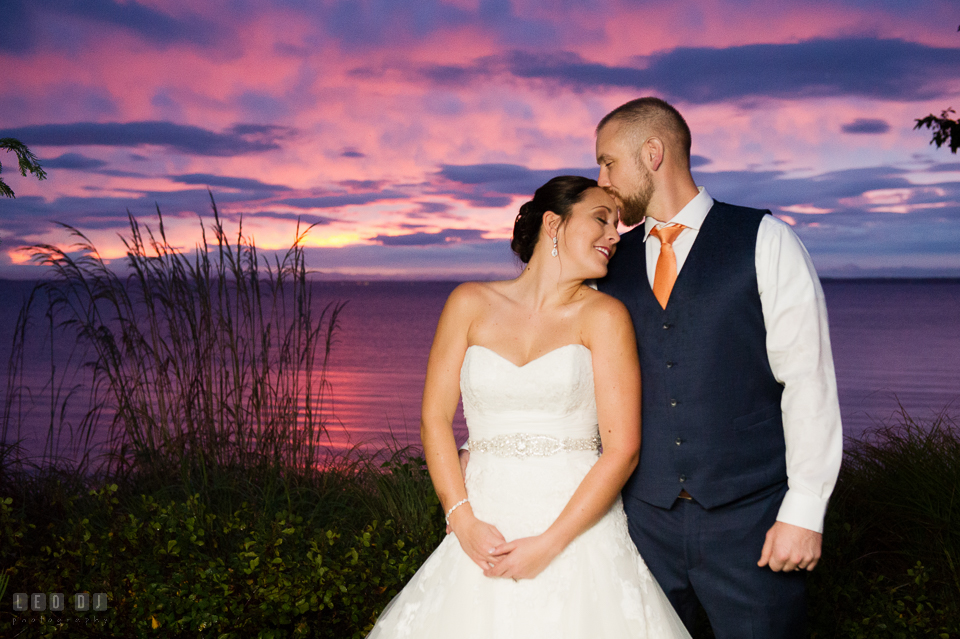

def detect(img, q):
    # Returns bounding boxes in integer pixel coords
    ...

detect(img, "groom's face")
[596,121,655,227]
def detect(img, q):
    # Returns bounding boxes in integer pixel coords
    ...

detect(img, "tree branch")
[1,137,48,198]
[915,108,960,154]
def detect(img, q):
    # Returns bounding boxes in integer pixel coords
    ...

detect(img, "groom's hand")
[758,521,822,572]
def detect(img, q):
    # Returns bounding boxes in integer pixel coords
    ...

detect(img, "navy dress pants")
[623,483,807,639]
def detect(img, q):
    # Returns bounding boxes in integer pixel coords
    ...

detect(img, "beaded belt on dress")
[467,433,601,458]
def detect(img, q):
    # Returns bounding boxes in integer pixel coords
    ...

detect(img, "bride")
[367,176,691,638]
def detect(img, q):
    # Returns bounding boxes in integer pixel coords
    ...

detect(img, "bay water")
[1,278,958,461]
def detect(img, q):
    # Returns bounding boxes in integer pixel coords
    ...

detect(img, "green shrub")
[0,456,444,638]
[811,561,958,638]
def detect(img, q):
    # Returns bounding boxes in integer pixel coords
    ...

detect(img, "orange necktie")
[649,224,686,309]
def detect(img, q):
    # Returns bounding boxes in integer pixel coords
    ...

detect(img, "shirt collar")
[643,187,714,240]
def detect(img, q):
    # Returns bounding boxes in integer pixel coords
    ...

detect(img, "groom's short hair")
[596,97,692,167]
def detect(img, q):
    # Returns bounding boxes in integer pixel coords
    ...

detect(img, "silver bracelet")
[444,498,469,524]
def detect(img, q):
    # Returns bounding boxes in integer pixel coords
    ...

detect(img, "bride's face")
[556,187,620,279]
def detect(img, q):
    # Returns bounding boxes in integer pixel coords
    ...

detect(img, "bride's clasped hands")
[482,533,563,581]
[445,503,507,572]
[445,471,563,581]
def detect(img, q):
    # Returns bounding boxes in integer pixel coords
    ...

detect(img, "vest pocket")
[731,402,781,432]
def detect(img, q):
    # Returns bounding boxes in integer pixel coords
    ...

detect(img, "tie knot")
[650,224,685,246]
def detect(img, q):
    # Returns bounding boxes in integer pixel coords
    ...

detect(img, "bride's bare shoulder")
[446,280,512,305]
[577,289,635,356]
[442,280,510,317]
[579,287,632,328]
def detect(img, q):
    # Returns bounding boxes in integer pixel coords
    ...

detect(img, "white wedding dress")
[367,344,691,639]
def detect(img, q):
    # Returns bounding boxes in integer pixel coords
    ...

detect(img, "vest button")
[662,323,671,330]
[675,438,683,446]
[670,399,678,407]
[679,474,686,483]
[666,361,675,368]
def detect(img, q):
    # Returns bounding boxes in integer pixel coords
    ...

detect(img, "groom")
[595,97,842,638]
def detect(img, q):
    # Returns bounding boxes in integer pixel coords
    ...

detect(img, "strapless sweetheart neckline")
[466,343,590,369]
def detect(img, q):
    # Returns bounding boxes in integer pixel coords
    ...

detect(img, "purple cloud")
[435,163,598,206]
[40,153,108,170]
[416,38,960,103]
[245,211,337,226]
[0,0,223,53]
[0,122,286,156]
[372,228,490,246]
[693,165,916,210]
[278,192,403,209]
[842,118,892,134]
[690,155,712,168]
[171,174,292,192]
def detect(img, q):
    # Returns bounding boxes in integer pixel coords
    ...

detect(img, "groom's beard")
[616,167,655,227]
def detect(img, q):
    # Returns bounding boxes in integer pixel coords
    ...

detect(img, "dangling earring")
[551,236,558,257]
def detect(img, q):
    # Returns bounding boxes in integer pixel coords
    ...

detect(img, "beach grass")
[3,193,344,481]
[807,408,960,638]
[843,408,959,582]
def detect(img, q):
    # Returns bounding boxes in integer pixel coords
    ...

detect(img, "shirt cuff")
[459,440,469,452]
[775,489,828,533]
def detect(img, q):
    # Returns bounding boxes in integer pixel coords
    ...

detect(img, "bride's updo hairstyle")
[511,176,600,263]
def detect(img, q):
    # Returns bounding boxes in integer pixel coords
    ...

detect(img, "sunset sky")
[2,0,959,279]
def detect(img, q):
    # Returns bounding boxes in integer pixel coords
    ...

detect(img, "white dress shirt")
[643,187,843,533]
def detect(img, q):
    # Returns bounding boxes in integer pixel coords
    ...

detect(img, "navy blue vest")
[599,201,786,510]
